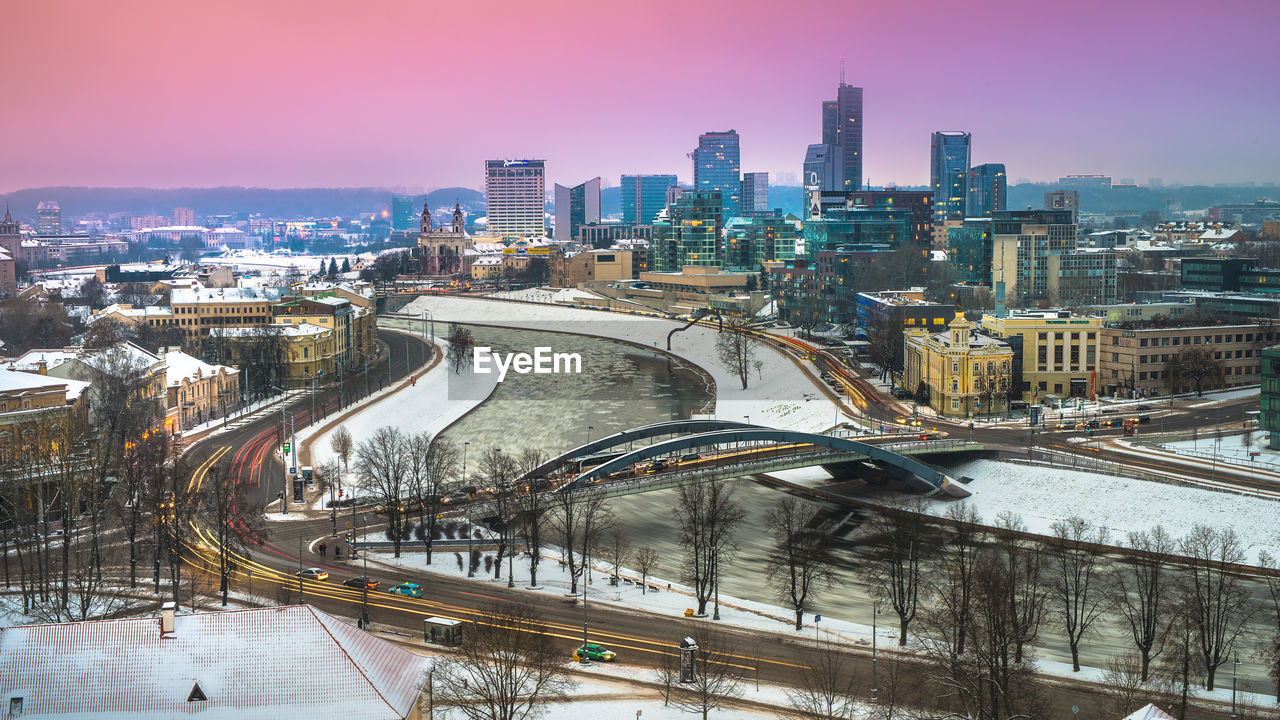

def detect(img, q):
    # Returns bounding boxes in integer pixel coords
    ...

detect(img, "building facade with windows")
[651,190,724,272]
[855,289,953,370]
[553,177,601,242]
[484,159,546,241]
[990,209,1078,305]
[692,130,741,219]
[981,310,1103,400]
[903,313,1014,418]
[722,216,797,272]
[1098,323,1267,398]
[967,163,1006,217]
[930,131,971,222]
[741,172,769,213]
[1262,346,1280,449]
[161,349,240,433]
[620,174,678,224]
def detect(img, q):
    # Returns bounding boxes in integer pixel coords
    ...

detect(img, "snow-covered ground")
[486,286,601,304]
[537,669,800,720]
[398,295,842,433]
[915,458,1280,563]
[1158,430,1279,467]
[203,249,370,274]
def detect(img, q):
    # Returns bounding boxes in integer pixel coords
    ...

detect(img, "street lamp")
[463,441,473,577]
[872,600,883,702]
[1231,655,1240,719]
[587,426,594,444]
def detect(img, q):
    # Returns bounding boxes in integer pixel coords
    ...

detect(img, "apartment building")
[1098,322,1266,398]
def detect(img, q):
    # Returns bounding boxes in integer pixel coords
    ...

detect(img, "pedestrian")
[319,542,326,557]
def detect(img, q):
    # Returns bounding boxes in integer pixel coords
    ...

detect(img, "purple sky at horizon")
[3,0,1278,193]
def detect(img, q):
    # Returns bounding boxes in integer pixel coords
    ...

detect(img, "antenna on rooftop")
[839,57,846,85]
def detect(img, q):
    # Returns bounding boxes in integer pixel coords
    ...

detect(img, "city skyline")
[3,0,1279,193]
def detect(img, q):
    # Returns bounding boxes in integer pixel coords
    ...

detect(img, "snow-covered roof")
[0,604,428,720]
[471,256,502,266]
[161,349,237,387]
[0,367,90,402]
[210,322,329,338]
[171,286,272,304]
[10,349,79,373]
[1122,704,1175,720]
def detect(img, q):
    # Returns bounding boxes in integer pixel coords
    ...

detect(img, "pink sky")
[2,0,1278,192]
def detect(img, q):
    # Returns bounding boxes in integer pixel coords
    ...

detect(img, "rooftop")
[0,604,427,720]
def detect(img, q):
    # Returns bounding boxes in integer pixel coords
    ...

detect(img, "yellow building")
[0,368,90,464]
[272,294,376,371]
[980,310,1102,400]
[903,313,1015,418]
[160,349,241,433]
[170,286,275,338]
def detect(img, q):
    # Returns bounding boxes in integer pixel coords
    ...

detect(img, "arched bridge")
[521,420,979,499]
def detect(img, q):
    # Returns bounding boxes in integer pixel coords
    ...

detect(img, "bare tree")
[405,432,457,565]
[548,490,608,595]
[514,449,549,588]
[435,603,576,720]
[995,511,1047,664]
[675,478,745,616]
[354,426,411,557]
[865,497,932,646]
[478,448,521,586]
[782,638,861,720]
[866,319,901,385]
[1258,548,1280,702]
[1049,516,1112,672]
[199,459,265,607]
[631,546,659,595]
[668,631,744,720]
[1115,525,1176,681]
[1164,347,1225,396]
[603,526,630,585]
[446,323,474,375]
[329,425,353,491]
[1095,653,1174,719]
[1180,525,1254,690]
[714,319,758,390]
[764,497,840,631]
[934,502,983,656]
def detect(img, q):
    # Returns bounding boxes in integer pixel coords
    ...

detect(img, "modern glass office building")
[651,190,723,272]
[835,83,863,190]
[620,174,678,224]
[391,195,418,232]
[801,208,912,260]
[930,131,971,222]
[967,163,1006,217]
[947,218,994,285]
[553,177,601,242]
[723,216,796,271]
[1262,346,1280,449]
[741,172,769,213]
[692,130,741,219]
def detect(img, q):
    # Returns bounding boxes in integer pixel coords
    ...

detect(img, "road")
[176,320,1256,719]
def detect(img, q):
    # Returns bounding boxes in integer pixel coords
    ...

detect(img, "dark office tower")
[620,174,678,224]
[691,130,741,219]
[391,195,418,231]
[553,177,601,242]
[967,163,1007,217]
[803,144,844,217]
[741,172,769,213]
[835,83,863,190]
[930,131,971,222]
[821,100,838,145]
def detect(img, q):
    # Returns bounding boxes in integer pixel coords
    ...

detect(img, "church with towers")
[417,201,473,276]
[0,205,20,297]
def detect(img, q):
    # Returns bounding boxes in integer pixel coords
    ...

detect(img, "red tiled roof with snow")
[1122,704,1176,720]
[0,604,427,719]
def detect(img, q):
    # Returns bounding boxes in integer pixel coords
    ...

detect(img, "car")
[344,576,380,590]
[679,452,702,462]
[298,568,329,581]
[1085,419,1100,429]
[1136,404,1152,411]
[388,582,424,598]
[573,644,617,662]
[651,458,671,472]
[891,387,914,400]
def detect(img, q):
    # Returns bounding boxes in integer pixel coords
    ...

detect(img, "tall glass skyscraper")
[826,83,863,191]
[553,177,601,242]
[967,163,1007,217]
[391,194,418,232]
[821,100,838,145]
[691,130,741,219]
[930,131,971,222]
[485,159,546,241]
[620,174,678,224]
[741,172,769,213]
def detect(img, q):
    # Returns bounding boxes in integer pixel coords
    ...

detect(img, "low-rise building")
[161,348,240,433]
[0,368,90,463]
[854,289,953,371]
[273,293,374,370]
[903,313,1015,418]
[1262,346,1280,449]
[170,286,282,338]
[550,249,634,287]
[981,310,1103,400]
[1098,321,1270,398]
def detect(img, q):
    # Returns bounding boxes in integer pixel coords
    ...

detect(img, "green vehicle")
[388,582,423,598]
[573,644,616,662]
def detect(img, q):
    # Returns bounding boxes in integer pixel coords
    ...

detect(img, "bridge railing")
[567,448,859,497]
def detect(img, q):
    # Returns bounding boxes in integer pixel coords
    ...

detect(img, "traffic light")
[282,442,291,454]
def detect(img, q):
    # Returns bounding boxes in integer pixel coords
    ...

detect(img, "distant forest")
[2,181,1276,225]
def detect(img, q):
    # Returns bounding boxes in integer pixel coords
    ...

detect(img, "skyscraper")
[36,201,61,235]
[821,100,838,145]
[967,163,1007,217]
[553,177,601,242]
[834,83,863,190]
[930,131,971,222]
[172,207,195,226]
[803,144,844,217]
[741,172,769,213]
[691,130,741,219]
[620,174,678,224]
[391,195,418,232]
[484,159,546,241]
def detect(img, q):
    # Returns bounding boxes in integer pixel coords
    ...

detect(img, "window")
[952,398,959,409]
[1140,338,1148,347]
[1111,336,1119,345]
[952,362,959,373]
[1112,353,1119,362]
[1140,372,1148,381]
[1172,337,1180,346]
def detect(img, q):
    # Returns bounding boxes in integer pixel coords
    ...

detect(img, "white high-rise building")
[485,159,546,241]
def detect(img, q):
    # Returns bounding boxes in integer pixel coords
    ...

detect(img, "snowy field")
[1158,430,1280,467]
[399,295,842,433]
[921,458,1280,563]
[202,249,372,275]
[486,287,602,304]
